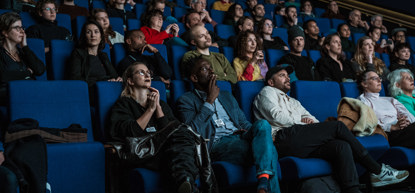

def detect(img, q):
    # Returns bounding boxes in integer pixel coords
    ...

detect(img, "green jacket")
[181,50,237,84]
[396,94,415,116]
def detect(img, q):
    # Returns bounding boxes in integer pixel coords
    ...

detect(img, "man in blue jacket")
[176,57,280,193]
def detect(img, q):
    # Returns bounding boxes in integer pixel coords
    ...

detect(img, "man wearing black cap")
[278,25,318,80]
[252,66,409,193]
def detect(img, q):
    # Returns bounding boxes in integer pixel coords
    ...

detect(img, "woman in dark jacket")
[68,20,121,87]
[317,34,355,82]
[108,62,216,193]
[0,12,45,104]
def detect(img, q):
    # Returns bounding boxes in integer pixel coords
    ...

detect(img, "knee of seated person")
[252,119,272,133]
[331,140,352,153]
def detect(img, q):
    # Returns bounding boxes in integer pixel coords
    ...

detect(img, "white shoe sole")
[372,173,409,187]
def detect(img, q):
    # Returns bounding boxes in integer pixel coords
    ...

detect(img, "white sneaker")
[371,163,409,187]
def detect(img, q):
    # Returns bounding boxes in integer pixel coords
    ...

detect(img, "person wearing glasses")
[67,20,121,88]
[358,70,415,148]
[351,36,389,80]
[25,0,72,53]
[108,62,216,193]
[0,12,45,105]
[257,18,288,50]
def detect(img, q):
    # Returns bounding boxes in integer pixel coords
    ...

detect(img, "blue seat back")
[27,38,47,80]
[127,18,141,30]
[109,17,125,35]
[92,0,106,9]
[308,50,321,63]
[169,45,190,80]
[352,32,365,44]
[112,43,126,67]
[143,44,168,62]
[75,15,87,40]
[291,81,341,121]
[274,15,284,27]
[56,13,72,33]
[20,12,36,28]
[221,46,234,64]
[266,49,285,68]
[235,81,265,122]
[215,24,235,39]
[50,40,75,80]
[135,3,147,19]
[174,7,188,19]
[340,82,361,98]
[8,80,94,141]
[314,18,331,34]
[272,27,288,45]
[381,53,391,68]
[211,9,226,24]
[331,18,346,30]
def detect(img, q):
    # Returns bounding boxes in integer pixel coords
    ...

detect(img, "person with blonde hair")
[351,36,389,80]
[108,62,216,193]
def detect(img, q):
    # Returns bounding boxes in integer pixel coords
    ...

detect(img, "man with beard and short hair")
[281,5,301,29]
[253,65,409,193]
[347,9,369,34]
[117,29,172,85]
[181,25,237,83]
[278,25,318,80]
[177,57,281,193]
[251,4,265,27]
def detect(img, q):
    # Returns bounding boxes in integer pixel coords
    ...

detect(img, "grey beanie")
[288,25,305,42]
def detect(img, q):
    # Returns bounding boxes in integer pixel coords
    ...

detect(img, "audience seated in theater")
[0,12,45,105]
[299,0,316,18]
[244,0,258,16]
[117,29,172,85]
[347,9,369,34]
[388,69,415,117]
[233,30,268,81]
[189,0,217,27]
[228,16,254,48]
[176,57,281,193]
[370,14,388,34]
[281,5,300,29]
[389,43,415,74]
[26,0,72,53]
[257,18,288,50]
[140,10,180,45]
[181,25,237,83]
[67,20,121,88]
[91,9,124,48]
[58,0,89,22]
[316,34,355,82]
[181,11,228,48]
[108,62,216,193]
[223,3,244,27]
[391,27,407,50]
[351,36,389,80]
[251,4,265,28]
[337,23,355,53]
[10,0,36,14]
[303,19,324,51]
[358,70,415,149]
[321,0,345,19]
[368,26,390,54]
[278,25,319,80]
[252,65,409,192]
[106,0,136,30]
[212,0,233,11]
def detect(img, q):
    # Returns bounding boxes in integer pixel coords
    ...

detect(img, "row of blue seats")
[4,79,415,193]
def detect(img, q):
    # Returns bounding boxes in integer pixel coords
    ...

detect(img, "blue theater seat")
[340,82,385,98]
[127,18,141,30]
[27,38,47,80]
[221,46,234,64]
[266,49,285,68]
[352,32,365,44]
[74,16,87,40]
[307,49,321,63]
[49,40,74,80]
[272,28,288,45]
[56,13,72,33]
[331,18,346,30]
[168,45,190,80]
[8,80,105,193]
[211,9,226,24]
[215,24,235,40]
[109,17,125,35]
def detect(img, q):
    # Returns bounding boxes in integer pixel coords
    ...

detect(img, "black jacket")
[26,18,72,48]
[67,48,118,87]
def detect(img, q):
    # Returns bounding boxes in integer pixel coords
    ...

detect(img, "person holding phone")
[233,30,268,81]
[117,29,172,85]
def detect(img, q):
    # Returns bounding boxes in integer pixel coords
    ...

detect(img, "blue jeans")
[0,166,18,193]
[211,120,280,193]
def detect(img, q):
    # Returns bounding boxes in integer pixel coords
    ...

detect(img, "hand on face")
[206,74,219,104]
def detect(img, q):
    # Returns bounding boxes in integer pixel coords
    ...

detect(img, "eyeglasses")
[135,70,153,77]
[11,26,25,31]
[265,23,273,28]
[366,76,382,82]
[43,7,58,12]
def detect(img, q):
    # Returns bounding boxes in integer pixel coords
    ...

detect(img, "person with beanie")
[278,25,319,80]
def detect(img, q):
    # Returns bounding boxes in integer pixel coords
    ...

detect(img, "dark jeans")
[275,121,381,193]
[388,122,415,148]
[211,120,281,193]
[0,166,18,193]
